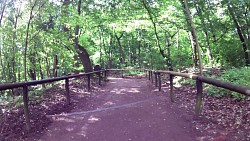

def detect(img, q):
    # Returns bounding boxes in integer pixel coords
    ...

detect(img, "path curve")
[35,77,197,141]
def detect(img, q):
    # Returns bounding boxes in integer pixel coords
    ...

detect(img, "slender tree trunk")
[53,54,58,77]
[115,32,125,65]
[203,32,213,64]
[228,5,250,66]
[45,53,51,78]
[1,36,7,82]
[165,36,173,70]
[108,34,113,68]
[138,40,141,67]
[142,0,172,70]
[195,4,213,65]
[100,33,102,66]
[180,0,203,75]
[38,55,45,88]
[18,58,21,82]
[176,31,179,48]
[24,0,37,81]
[29,51,36,80]
[11,14,19,82]
[0,0,6,26]
[188,32,198,67]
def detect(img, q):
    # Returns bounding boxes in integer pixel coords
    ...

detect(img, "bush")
[207,67,250,99]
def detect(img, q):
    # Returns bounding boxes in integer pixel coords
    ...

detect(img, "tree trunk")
[165,35,173,70]
[180,0,203,75]
[0,0,6,26]
[203,31,213,64]
[24,0,37,81]
[115,32,125,65]
[45,54,51,78]
[11,13,19,82]
[74,0,93,72]
[29,49,36,80]
[77,45,93,72]
[228,5,250,66]
[188,32,198,67]
[195,4,213,65]
[138,40,141,67]
[142,0,172,70]
[53,54,58,77]
[108,34,113,68]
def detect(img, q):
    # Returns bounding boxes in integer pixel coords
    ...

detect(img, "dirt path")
[34,77,198,141]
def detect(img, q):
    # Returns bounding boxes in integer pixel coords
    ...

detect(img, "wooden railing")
[106,69,250,116]
[146,69,250,116]
[1,68,250,132]
[0,70,107,131]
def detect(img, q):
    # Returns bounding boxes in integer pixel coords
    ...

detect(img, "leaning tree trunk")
[180,0,203,75]
[195,4,213,65]
[77,45,93,72]
[115,32,125,65]
[188,32,198,67]
[228,5,250,66]
[24,1,37,81]
[74,0,93,72]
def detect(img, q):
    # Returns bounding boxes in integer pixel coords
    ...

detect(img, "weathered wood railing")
[1,68,250,132]
[146,69,250,116]
[0,70,107,132]
[106,69,250,117]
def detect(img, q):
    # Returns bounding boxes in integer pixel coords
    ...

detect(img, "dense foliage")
[207,67,250,99]
[0,0,249,83]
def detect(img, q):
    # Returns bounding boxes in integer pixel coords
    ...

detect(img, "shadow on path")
[35,77,198,141]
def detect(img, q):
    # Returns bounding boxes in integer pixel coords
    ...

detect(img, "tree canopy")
[0,0,249,83]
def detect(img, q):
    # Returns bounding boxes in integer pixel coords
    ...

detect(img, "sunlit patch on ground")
[88,115,100,123]
[110,88,140,95]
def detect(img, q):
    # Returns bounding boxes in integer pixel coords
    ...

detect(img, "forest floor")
[0,74,250,141]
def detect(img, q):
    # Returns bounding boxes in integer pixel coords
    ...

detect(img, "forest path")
[36,77,197,141]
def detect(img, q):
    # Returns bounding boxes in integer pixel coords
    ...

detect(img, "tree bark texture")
[228,5,250,66]
[180,0,203,75]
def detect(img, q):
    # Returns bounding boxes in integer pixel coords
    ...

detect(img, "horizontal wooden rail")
[197,76,250,96]
[0,70,106,91]
[157,70,198,80]
[146,69,250,116]
[109,69,250,116]
[155,70,250,96]
[1,68,249,132]
[107,68,144,71]
[0,69,107,132]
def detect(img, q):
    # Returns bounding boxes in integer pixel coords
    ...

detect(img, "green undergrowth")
[207,67,250,99]
[123,70,145,75]
[0,81,60,109]
[175,67,250,100]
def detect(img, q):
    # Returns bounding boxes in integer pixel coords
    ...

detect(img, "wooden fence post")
[158,72,161,91]
[151,71,153,83]
[87,74,91,91]
[23,85,31,132]
[195,78,203,116]
[98,72,101,85]
[148,71,151,80]
[155,71,158,87]
[121,70,124,78]
[169,74,174,102]
[104,70,107,81]
[107,69,110,78]
[65,78,70,105]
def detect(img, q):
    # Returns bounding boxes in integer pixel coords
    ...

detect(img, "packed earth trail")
[30,77,198,141]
